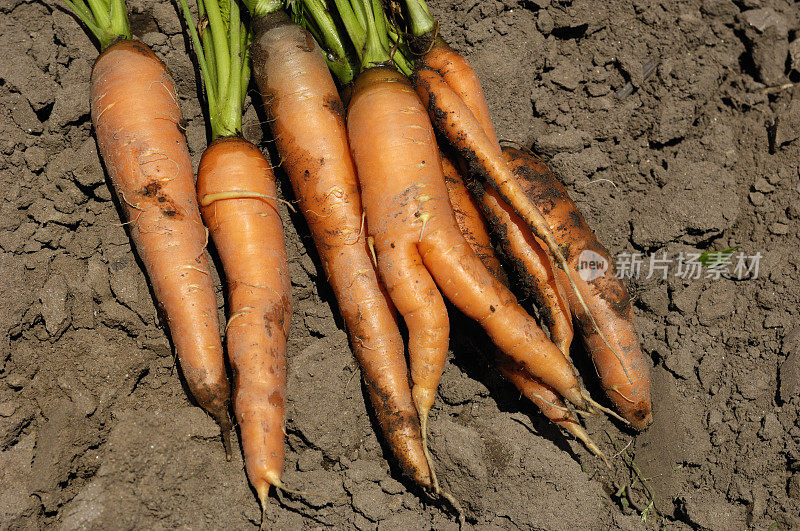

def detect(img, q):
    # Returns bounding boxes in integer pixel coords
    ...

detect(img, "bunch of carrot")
[280,0,653,504]
[61,0,653,523]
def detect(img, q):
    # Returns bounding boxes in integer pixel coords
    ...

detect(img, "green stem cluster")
[62,0,131,50]
[297,0,355,83]
[178,0,252,139]
[298,0,414,84]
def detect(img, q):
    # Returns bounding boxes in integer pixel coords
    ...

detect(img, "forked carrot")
[442,150,604,460]
[341,6,589,504]
[404,0,638,423]
[503,147,652,429]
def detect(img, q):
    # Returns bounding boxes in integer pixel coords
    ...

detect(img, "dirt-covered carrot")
[62,0,232,450]
[178,0,292,516]
[439,152,508,285]
[443,149,574,358]
[442,150,604,459]
[476,183,574,358]
[502,147,652,430]
[401,0,639,425]
[340,3,588,496]
[244,2,432,489]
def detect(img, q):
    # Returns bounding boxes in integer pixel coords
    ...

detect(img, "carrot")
[402,0,637,424]
[502,147,653,430]
[439,151,507,285]
[476,182,575,358]
[442,151,604,460]
[178,0,292,518]
[247,6,431,488]
[409,12,573,359]
[443,149,574,358]
[64,0,232,451]
[343,3,586,479]
[197,138,291,499]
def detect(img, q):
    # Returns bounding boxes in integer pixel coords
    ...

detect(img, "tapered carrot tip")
[437,487,465,527]
[581,390,632,427]
[415,408,441,493]
[563,422,609,467]
[221,424,233,462]
[257,488,269,531]
[562,386,588,411]
[258,503,268,531]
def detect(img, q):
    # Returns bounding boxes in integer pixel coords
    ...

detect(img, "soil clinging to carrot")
[2,0,799,528]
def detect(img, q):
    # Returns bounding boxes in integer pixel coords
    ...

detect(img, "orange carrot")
[442,151,603,459]
[477,185,575,358]
[249,10,431,487]
[413,32,573,358]
[90,39,232,449]
[347,65,586,427]
[177,0,295,516]
[416,50,651,426]
[502,147,652,430]
[196,138,291,506]
[439,151,507,285]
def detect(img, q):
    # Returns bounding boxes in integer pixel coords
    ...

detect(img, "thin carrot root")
[258,496,269,531]
[199,190,297,212]
[582,390,631,426]
[221,425,232,462]
[418,412,441,493]
[562,422,609,467]
[437,485,465,527]
[418,411,465,526]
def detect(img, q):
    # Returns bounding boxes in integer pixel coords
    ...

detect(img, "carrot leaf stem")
[177,0,218,114]
[203,0,231,108]
[349,0,368,35]
[61,0,130,50]
[179,0,249,138]
[330,0,364,60]
[404,0,435,37]
[301,0,355,84]
[358,0,389,69]
[382,8,412,76]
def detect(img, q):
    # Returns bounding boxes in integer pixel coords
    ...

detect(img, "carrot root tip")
[221,425,233,461]
[581,390,631,426]
[437,486,465,527]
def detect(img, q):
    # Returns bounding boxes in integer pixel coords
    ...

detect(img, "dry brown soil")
[2,0,800,528]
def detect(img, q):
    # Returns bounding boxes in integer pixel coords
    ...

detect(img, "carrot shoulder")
[91,40,232,443]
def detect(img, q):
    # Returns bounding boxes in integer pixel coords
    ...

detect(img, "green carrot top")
[178,0,251,139]
[62,0,131,51]
[307,0,413,83]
